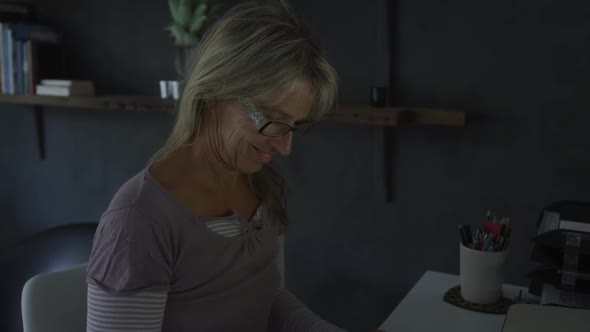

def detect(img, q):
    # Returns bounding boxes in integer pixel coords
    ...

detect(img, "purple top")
[87,168,281,331]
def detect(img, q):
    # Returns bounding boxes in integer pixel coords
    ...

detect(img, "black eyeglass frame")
[240,98,315,137]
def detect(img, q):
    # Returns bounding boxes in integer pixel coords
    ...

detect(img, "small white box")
[159,81,168,99]
[168,81,180,100]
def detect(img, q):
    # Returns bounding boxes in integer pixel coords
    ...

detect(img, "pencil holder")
[459,242,508,304]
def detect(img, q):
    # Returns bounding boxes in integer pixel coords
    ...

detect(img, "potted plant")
[166,0,215,78]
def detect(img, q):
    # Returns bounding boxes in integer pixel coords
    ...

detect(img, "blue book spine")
[19,41,24,95]
[18,41,24,95]
[2,27,10,94]
[15,40,20,94]
[0,23,4,94]
[18,41,22,94]
[7,28,13,94]
[23,41,28,94]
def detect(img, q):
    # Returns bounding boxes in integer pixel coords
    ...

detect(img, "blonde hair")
[152,0,338,226]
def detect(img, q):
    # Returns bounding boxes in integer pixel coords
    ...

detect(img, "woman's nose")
[269,132,293,156]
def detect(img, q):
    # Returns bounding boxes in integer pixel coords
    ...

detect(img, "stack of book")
[0,2,64,95]
[35,79,95,97]
[528,201,590,309]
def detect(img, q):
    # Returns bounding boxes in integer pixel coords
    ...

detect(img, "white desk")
[380,271,537,332]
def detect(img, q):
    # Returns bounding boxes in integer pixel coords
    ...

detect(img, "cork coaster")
[443,285,514,314]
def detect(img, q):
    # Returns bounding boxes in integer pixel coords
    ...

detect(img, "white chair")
[21,264,88,332]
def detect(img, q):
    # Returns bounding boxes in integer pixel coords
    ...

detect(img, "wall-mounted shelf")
[0,94,173,112]
[329,105,465,127]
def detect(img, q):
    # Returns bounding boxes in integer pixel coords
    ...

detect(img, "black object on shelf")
[370,86,387,107]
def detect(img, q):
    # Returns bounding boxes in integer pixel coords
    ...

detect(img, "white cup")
[459,242,508,304]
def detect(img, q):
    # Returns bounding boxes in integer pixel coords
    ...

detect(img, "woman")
[86,1,345,331]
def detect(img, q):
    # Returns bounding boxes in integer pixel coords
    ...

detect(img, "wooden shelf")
[0,94,466,127]
[328,105,465,127]
[0,94,175,112]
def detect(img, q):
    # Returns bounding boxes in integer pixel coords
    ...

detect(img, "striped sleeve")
[270,236,347,332]
[86,284,167,332]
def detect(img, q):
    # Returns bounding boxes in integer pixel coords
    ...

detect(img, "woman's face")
[206,80,315,174]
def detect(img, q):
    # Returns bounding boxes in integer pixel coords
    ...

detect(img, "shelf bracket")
[34,105,46,160]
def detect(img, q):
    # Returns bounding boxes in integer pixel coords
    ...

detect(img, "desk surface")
[379,271,536,332]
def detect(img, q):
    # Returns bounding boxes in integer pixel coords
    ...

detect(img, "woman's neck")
[162,143,243,195]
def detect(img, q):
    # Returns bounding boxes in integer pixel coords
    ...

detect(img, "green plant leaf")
[165,24,186,45]
[177,0,192,26]
[168,0,181,22]
[189,15,207,34]
[194,2,208,18]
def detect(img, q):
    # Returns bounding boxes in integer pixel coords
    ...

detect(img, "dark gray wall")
[2,0,590,331]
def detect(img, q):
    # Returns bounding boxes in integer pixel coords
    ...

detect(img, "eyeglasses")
[239,98,314,137]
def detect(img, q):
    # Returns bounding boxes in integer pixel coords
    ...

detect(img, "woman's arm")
[269,236,347,332]
[86,206,172,332]
[87,284,167,332]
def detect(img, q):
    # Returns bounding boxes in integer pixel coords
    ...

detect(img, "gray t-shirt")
[87,168,282,331]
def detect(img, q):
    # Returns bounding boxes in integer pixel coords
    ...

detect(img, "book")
[0,23,4,93]
[14,38,20,94]
[35,83,95,97]
[25,39,31,94]
[2,25,11,94]
[22,39,28,94]
[7,26,13,94]
[40,79,93,88]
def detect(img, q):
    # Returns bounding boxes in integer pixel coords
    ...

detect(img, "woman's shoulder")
[104,169,148,211]
[101,167,191,233]
[98,169,166,235]
[103,168,172,218]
